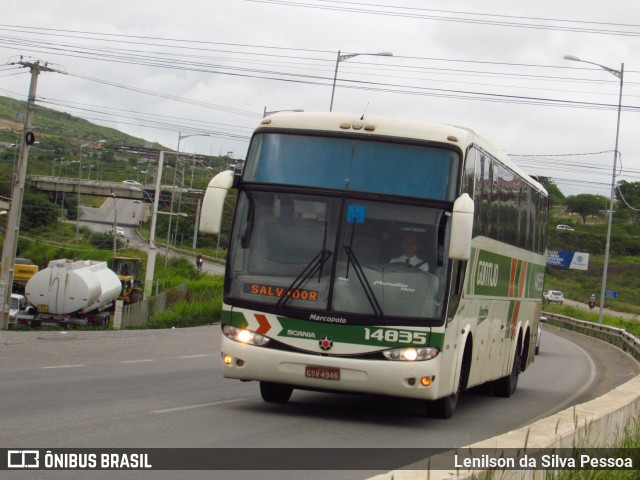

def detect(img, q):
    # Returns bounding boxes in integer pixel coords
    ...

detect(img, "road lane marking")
[121,359,154,364]
[40,365,85,369]
[178,354,209,359]
[152,398,246,414]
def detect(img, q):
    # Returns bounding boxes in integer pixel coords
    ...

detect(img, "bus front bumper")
[220,336,444,401]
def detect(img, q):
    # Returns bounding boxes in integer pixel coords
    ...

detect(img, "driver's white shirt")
[390,255,429,272]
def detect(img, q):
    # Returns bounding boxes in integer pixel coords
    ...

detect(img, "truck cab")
[8,293,27,325]
[112,257,144,304]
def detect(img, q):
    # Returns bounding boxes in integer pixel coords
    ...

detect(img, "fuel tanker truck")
[16,259,122,328]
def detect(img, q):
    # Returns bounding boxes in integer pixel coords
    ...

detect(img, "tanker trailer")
[18,259,122,328]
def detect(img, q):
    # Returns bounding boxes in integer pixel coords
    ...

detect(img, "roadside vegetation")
[540,175,640,316]
[3,106,640,331]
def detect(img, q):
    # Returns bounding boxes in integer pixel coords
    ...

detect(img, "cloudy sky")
[1,0,638,197]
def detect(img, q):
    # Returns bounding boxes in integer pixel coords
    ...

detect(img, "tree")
[537,176,565,207]
[565,194,609,224]
[616,180,640,224]
[21,190,59,228]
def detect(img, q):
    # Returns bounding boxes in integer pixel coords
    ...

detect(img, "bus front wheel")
[493,348,520,398]
[428,390,459,419]
[259,381,293,403]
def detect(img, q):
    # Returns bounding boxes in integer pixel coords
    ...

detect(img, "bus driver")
[390,233,430,272]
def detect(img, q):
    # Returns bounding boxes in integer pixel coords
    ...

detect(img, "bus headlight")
[222,325,270,346]
[382,347,439,361]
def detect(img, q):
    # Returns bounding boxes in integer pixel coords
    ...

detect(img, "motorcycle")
[588,298,596,310]
[196,257,204,270]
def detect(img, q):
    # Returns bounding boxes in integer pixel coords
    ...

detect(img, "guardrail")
[372,315,640,479]
[542,311,640,363]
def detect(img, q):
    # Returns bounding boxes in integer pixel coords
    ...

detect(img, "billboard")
[546,250,590,270]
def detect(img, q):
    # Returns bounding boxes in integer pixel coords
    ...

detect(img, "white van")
[556,224,575,231]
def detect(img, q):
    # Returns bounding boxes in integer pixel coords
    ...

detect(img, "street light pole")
[111,193,118,259]
[564,55,624,324]
[76,161,82,245]
[172,131,214,254]
[329,50,393,112]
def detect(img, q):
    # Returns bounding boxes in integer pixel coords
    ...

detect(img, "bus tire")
[428,390,458,419]
[428,342,470,419]
[493,348,520,398]
[259,381,293,403]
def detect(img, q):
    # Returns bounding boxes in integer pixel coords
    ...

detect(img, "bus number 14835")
[364,328,427,344]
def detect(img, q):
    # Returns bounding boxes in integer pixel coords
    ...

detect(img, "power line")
[244,0,640,37]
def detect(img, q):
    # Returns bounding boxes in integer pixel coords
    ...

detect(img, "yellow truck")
[3,258,39,293]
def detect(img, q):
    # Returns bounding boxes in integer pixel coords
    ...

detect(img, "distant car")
[107,227,125,237]
[556,224,575,231]
[122,180,142,186]
[544,290,564,304]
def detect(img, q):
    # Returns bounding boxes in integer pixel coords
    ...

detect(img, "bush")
[145,275,224,329]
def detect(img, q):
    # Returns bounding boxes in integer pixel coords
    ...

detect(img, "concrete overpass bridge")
[28,175,203,205]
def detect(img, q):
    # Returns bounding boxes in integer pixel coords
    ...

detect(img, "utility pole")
[0,59,58,329]
[144,151,165,300]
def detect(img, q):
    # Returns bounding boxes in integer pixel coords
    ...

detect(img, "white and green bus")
[200,112,548,418]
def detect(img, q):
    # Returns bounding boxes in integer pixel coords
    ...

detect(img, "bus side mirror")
[449,193,474,261]
[199,170,235,234]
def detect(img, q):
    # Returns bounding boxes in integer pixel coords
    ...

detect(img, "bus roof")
[259,112,547,195]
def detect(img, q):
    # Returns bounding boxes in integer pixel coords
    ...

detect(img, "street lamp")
[329,50,393,112]
[564,54,624,324]
[177,131,214,188]
[166,131,213,259]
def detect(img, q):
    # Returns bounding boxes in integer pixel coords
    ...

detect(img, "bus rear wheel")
[259,381,293,403]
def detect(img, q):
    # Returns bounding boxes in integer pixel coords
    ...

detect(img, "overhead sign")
[546,250,590,270]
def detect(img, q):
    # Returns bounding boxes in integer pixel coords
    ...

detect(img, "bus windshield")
[227,191,448,322]
[243,133,460,201]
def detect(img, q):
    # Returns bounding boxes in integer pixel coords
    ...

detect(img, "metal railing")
[543,311,640,363]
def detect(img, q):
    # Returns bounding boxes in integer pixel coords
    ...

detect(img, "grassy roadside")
[542,304,640,337]
[548,418,640,480]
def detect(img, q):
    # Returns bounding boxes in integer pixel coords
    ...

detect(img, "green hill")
[0,95,231,258]
[0,95,162,151]
[545,214,640,314]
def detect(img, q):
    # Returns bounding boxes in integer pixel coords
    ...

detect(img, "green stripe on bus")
[223,310,444,350]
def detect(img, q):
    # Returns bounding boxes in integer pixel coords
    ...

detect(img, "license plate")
[305,365,340,381]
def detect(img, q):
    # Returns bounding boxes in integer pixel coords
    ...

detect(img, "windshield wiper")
[342,218,384,320]
[276,221,332,310]
[275,248,332,310]
[343,245,384,320]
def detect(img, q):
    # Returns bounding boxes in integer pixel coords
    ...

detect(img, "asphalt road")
[0,324,637,480]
